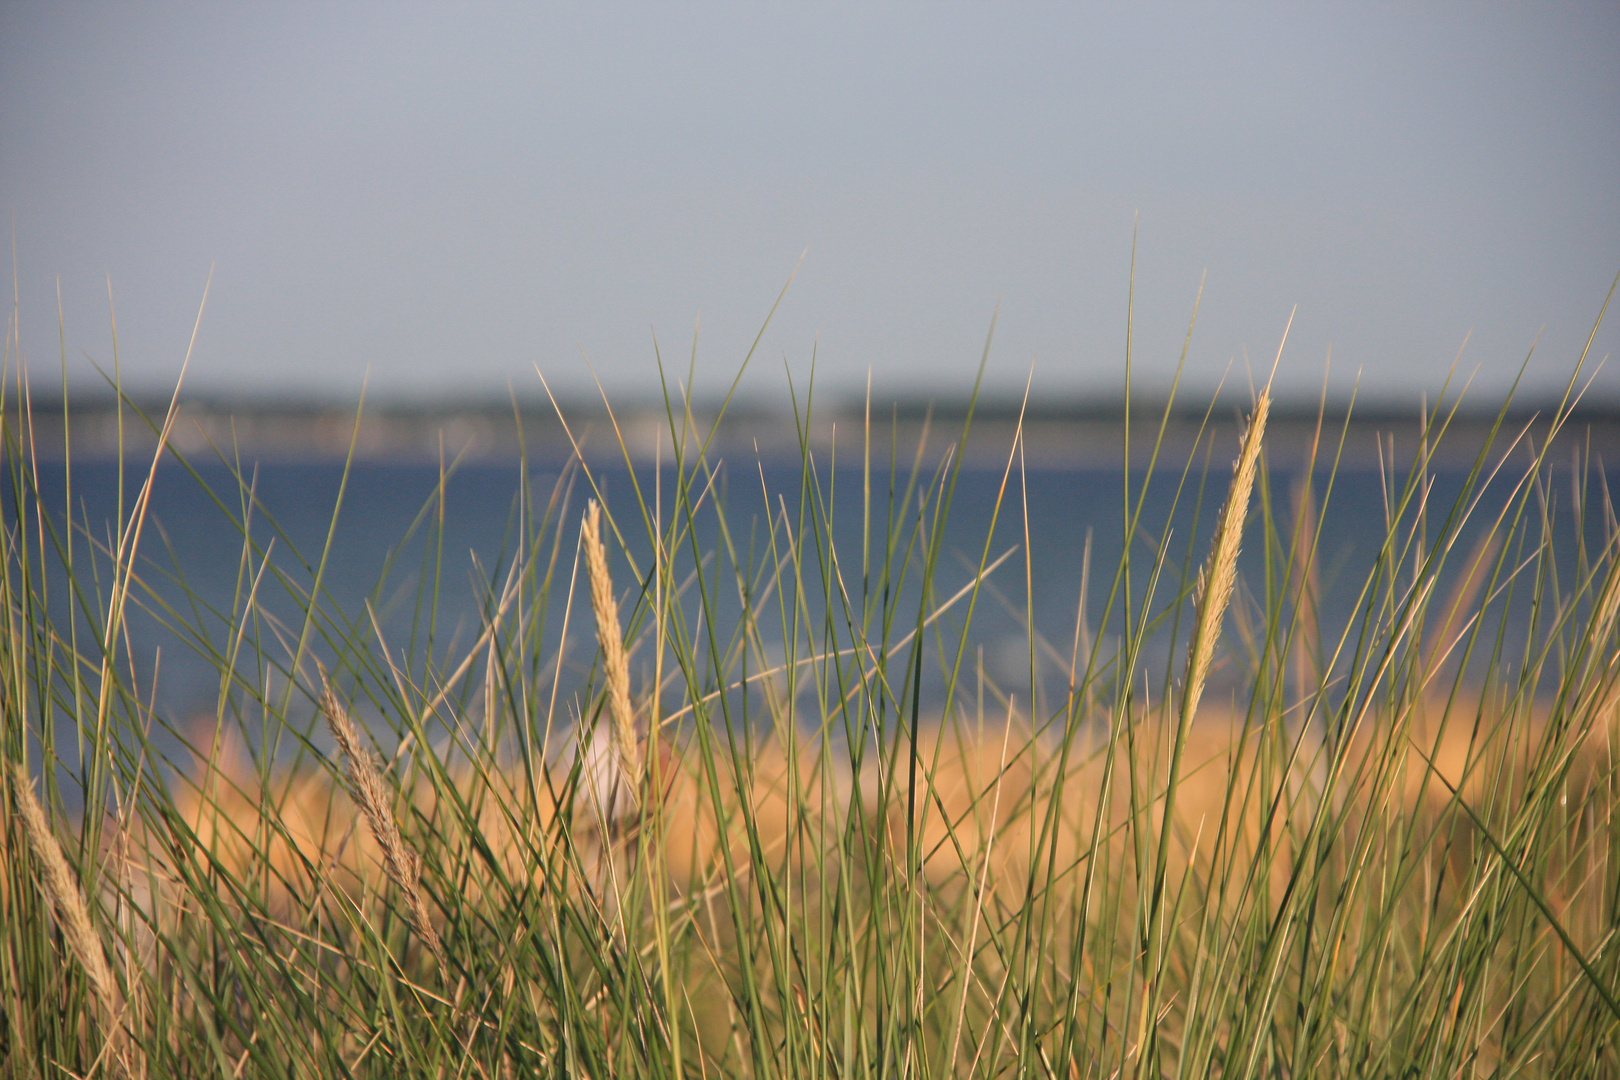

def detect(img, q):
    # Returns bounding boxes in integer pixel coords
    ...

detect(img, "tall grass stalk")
[1133,374,1270,1075]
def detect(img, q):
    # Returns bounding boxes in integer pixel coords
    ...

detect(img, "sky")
[2,3,1617,408]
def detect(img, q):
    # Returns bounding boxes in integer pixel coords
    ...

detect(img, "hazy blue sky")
[3,3,1617,406]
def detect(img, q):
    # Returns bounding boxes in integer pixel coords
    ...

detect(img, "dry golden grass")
[145,728,380,919]
[896,683,1618,922]
[654,730,841,890]
[1334,681,1619,899]
[146,719,837,918]
[146,684,1616,931]
[893,706,1318,917]
[141,669,1616,940]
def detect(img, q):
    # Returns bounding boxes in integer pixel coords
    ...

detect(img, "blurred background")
[3,2,1617,411]
[4,1,1619,772]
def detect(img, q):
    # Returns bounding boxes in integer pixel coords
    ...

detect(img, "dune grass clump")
[2,284,1619,1077]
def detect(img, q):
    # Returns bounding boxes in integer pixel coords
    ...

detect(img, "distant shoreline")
[12,395,1620,469]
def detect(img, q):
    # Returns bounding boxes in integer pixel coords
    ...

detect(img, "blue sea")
[15,445,1600,753]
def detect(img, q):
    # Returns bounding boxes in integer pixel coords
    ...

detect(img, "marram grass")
[3,300,1619,1079]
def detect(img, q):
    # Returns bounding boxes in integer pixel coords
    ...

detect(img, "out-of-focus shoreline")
[13,395,1620,469]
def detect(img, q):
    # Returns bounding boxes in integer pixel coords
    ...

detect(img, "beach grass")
[3,285,1619,1078]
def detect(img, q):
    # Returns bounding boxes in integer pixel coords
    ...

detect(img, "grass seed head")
[319,678,447,973]
[12,764,141,1076]
[1184,389,1270,725]
[582,500,641,817]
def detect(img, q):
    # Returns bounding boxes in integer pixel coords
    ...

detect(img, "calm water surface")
[11,448,1607,791]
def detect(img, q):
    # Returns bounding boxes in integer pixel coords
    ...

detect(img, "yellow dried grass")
[893,710,1318,912]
